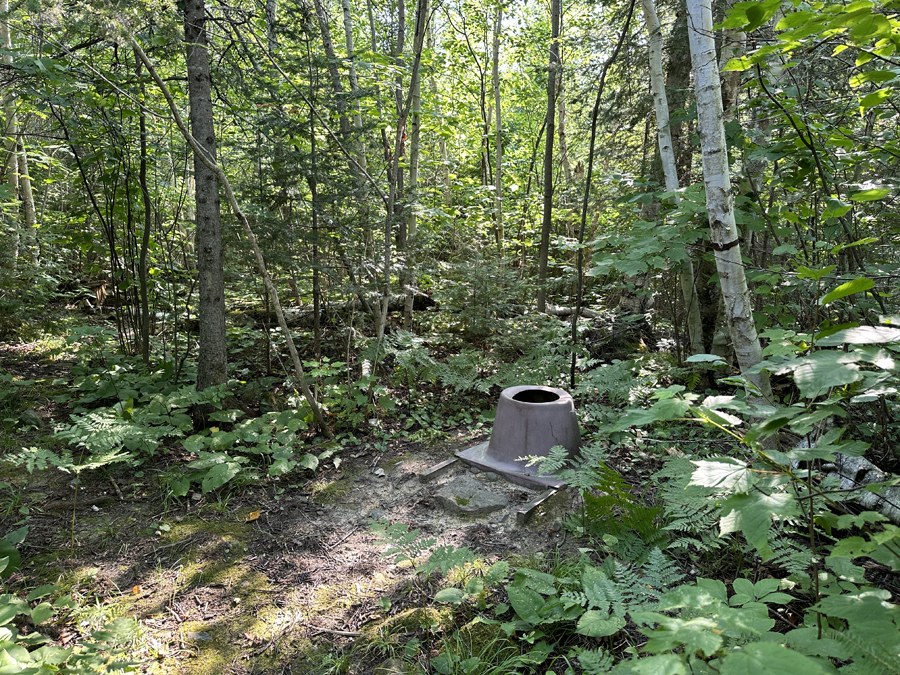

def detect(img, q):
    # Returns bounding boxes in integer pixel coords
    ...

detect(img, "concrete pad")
[434,476,508,515]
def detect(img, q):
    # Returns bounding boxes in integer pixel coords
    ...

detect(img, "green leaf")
[816,326,900,346]
[2,527,27,546]
[576,610,624,637]
[721,642,830,674]
[859,88,893,112]
[791,350,863,398]
[822,197,851,219]
[690,458,755,492]
[434,588,466,604]
[797,265,836,281]
[848,13,892,43]
[31,602,54,625]
[849,187,891,201]
[849,70,898,87]
[298,453,319,471]
[506,586,546,626]
[630,654,687,675]
[0,544,19,579]
[686,354,728,364]
[26,585,59,602]
[819,277,874,306]
[720,492,799,560]
[200,461,241,493]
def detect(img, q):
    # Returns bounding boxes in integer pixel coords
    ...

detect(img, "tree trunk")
[687,0,772,401]
[1,0,19,270]
[428,26,451,202]
[537,0,560,313]
[312,0,351,138]
[132,37,333,438]
[136,52,153,367]
[404,7,424,330]
[184,0,228,391]
[641,0,703,356]
[492,1,503,251]
[265,0,277,54]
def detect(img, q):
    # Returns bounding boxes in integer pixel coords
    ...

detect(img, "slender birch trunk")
[1,0,19,269]
[686,0,772,400]
[641,0,703,355]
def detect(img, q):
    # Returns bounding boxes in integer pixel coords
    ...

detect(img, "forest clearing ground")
[0,340,585,674]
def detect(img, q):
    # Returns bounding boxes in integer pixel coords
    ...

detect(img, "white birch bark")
[1,0,18,268]
[641,0,703,355]
[687,0,772,400]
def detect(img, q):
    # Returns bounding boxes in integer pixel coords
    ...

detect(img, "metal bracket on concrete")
[516,488,558,525]
[418,457,460,483]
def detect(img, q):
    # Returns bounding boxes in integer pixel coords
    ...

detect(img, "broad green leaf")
[791,350,863,398]
[30,602,54,625]
[797,265,836,280]
[686,354,727,364]
[0,544,19,580]
[434,588,465,604]
[690,458,755,492]
[819,277,874,306]
[26,585,59,602]
[720,492,799,560]
[169,475,191,497]
[635,612,722,656]
[848,13,892,43]
[506,585,545,625]
[2,527,27,546]
[859,88,893,112]
[297,454,319,471]
[817,326,900,346]
[631,654,687,675]
[575,610,624,637]
[849,70,898,87]
[822,197,851,219]
[720,642,830,674]
[200,461,241,493]
[772,243,798,255]
[850,187,891,201]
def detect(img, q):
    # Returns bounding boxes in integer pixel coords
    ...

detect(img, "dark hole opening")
[513,389,560,403]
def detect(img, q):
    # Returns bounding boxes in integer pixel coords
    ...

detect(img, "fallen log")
[823,454,900,525]
[544,304,602,319]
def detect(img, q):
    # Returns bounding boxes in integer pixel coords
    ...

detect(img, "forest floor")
[0,337,587,675]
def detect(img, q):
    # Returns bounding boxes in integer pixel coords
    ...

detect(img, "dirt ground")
[1,342,583,674]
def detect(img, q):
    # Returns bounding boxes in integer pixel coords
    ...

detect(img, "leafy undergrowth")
[1,310,900,674]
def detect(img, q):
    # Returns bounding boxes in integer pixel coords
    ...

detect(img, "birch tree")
[686,0,772,400]
[641,0,703,355]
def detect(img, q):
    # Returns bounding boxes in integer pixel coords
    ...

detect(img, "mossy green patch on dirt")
[311,476,353,504]
[360,606,453,642]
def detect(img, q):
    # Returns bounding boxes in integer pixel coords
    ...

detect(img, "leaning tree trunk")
[686,0,772,401]
[537,0,560,314]
[641,0,703,356]
[184,0,228,391]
